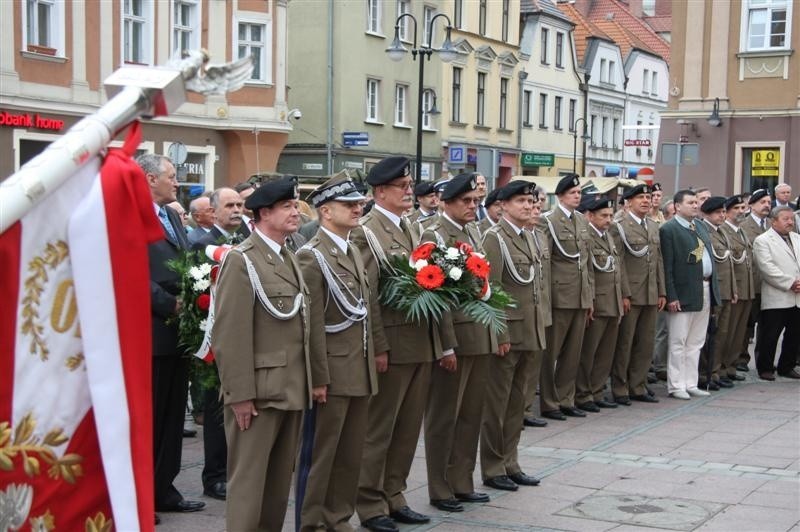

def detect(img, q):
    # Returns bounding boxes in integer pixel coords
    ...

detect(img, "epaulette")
[543,210,554,217]
[238,240,255,252]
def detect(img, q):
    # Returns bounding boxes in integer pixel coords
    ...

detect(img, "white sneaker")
[670,390,691,400]
[687,387,710,397]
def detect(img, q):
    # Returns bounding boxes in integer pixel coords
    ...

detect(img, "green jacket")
[659,217,720,311]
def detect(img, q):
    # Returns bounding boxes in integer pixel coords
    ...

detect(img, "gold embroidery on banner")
[50,279,78,333]
[21,241,70,361]
[66,354,85,371]
[0,414,84,484]
[85,512,113,532]
[29,509,56,531]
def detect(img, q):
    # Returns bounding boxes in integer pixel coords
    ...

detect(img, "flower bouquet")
[379,240,514,334]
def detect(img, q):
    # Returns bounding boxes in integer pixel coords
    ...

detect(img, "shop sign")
[0,110,65,131]
[521,152,555,167]
[751,149,779,177]
[624,139,651,147]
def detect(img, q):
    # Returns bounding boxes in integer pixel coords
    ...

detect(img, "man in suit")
[539,174,594,420]
[719,195,755,384]
[137,154,205,517]
[212,177,312,531]
[753,206,800,380]
[660,189,721,399]
[352,157,455,532]
[192,187,250,252]
[772,183,795,209]
[477,187,502,234]
[480,180,544,492]
[420,174,497,513]
[475,173,489,221]
[188,195,215,244]
[610,184,666,405]
[737,189,771,370]
[297,175,380,531]
[575,198,627,410]
[407,181,439,224]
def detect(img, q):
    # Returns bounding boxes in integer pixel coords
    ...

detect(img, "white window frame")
[476,72,486,126]
[367,0,382,35]
[422,5,436,47]
[366,78,380,122]
[523,89,532,126]
[555,32,564,68]
[422,89,436,130]
[643,68,650,93]
[740,0,792,51]
[121,0,154,65]
[394,83,409,126]
[568,99,577,132]
[499,78,509,129]
[554,95,562,130]
[539,93,548,128]
[540,27,549,64]
[171,0,202,58]
[608,60,616,84]
[161,142,215,192]
[235,12,273,85]
[651,71,658,95]
[601,116,609,147]
[600,58,607,82]
[22,0,66,56]
[397,0,411,42]
[452,66,462,123]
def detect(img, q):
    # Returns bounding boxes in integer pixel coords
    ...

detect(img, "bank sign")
[521,152,555,167]
[0,110,65,131]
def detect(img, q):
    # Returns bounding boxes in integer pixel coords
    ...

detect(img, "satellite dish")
[167,142,188,165]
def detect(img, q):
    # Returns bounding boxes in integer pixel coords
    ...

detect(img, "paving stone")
[732,464,769,473]
[640,456,671,464]
[703,462,734,470]
[672,459,706,467]
[675,466,708,473]
[766,468,800,477]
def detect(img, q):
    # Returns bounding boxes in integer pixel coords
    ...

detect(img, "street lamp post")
[386,13,457,187]
[571,117,590,174]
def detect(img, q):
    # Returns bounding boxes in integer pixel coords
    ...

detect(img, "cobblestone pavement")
[159,369,799,532]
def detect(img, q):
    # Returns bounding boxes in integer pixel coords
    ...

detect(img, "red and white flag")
[0,123,161,531]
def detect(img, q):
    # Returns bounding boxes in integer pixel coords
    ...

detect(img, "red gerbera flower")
[196,293,211,311]
[416,264,446,290]
[411,242,437,262]
[465,254,490,279]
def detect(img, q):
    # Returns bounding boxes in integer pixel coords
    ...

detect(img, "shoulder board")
[543,210,554,217]
[238,240,255,252]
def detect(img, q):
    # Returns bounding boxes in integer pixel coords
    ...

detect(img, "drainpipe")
[326,0,334,174]
[581,72,589,176]
[622,75,629,177]
[517,70,528,156]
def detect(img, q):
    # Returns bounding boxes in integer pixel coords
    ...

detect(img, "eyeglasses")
[384,181,414,191]
[458,197,482,205]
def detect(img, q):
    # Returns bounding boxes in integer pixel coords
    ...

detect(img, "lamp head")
[437,26,458,63]
[386,27,408,62]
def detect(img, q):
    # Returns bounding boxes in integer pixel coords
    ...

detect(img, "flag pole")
[0,51,252,233]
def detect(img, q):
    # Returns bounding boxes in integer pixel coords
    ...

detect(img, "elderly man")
[192,187,250,251]
[773,183,795,209]
[138,153,205,518]
[188,195,215,244]
[752,206,800,380]
[212,177,312,531]
[660,190,720,399]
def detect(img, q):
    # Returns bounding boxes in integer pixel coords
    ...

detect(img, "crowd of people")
[139,152,800,531]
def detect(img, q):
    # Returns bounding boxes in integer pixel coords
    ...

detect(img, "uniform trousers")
[724,300,752,378]
[540,308,587,411]
[755,307,800,375]
[737,295,761,366]
[225,407,302,532]
[612,305,657,397]
[424,355,489,500]
[523,350,545,416]
[667,282,711,394]
[153,356,189,507]
[653,311,669,374]
[357,362,431,521]
[576,316,620,404]
[480,349,532,480]
[700,300,732,382]
[300,395,369,532]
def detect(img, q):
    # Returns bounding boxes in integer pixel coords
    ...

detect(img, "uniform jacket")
[720,222,755,301]
[351,208,453,363]
[482,218,546,350]
[740,215,768,294]
[541,207,594,309]
[212,233,312,410]
[610,213,665,306]
[753,228,800,310]
[703,220,737,301]
[296,229,379,397]
[659,218,721,311]
[587,225,628,318]
[530,226,552,327]
[477,217,495,235]
[421,216,498,356]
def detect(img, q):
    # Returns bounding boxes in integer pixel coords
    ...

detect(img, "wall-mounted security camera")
[288,108,302,120]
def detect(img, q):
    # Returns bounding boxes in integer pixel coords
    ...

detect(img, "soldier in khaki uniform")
[406,181,439,225]
[736,189,771,370]
[297,176,379,532]
[720,195,755,383]
[610,184,666,405]
[575,197,628,410]
[539,174,594,420]
[352,157,455,532]
[420,173,497,513]
[699,197,737,389]
[477,187,502,235]
[212,177,312,532]
[480,180,544,492]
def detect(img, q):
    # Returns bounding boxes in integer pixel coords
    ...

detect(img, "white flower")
[193,279,210,292]
[199,318,209,332]
[188,266,204,280]
[197,262,212,276]
[413,259,429,271]
[445,247,460,260]
[448,266,463,281]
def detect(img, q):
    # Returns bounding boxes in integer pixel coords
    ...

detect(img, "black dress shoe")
[155,514,161,525]
[483,475,518,491]
[560,406,586,417]
[615,395,632,406]
[203,481,226,500]
[759,371,776,381]
[730,373,746,381]
[156,499,205,513]
[389,506,430,524]
[542,409,566,421]
[362,515,399,532]
[508,471,540,486]
[647,373,657,384]
[523,416,548,427]
[577,401,600,413]
[736,363,750,372]
[718,377,734,388]
[631,394,659,403]
[655,370,668,381]
[430,498,464,512]
[455,491,490,503]
[182,428,197,438]
[778,369,800,379]
[595,399,618,409]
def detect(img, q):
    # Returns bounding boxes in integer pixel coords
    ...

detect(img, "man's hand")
[496,343,511,357]
[586,307,594,325]
[792,279,800,293]
[230,400,258,431]
[667,300,681,313]
[657,296,667,311]
[622,297,631,315]
[439,353,457,372]
[374,352,389,373]
[731,294,738,304]
[312,385,327,404]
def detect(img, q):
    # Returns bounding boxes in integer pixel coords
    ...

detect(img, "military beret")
[623,183,650,200]
[485,187,502,208]
[749,189,769,204]
[441,173,478,201]
[586,196,614,212]
[433,179,451,194]
[366,156,411,186]
[414,181,436,197]
[555,173,581,195]
[577,193,597,213]
[354,181,369,195]
[652,182,663,192]
[308,175,366,208]
[724,195,744,210]
[700,196,727,213]
[497,180,535,201]
[245,176,299,210]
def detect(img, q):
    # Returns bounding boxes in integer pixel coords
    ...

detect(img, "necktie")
[689,221,696,231]
[158,207,178,242]
[641,219,647,230]
[760,219,766,230]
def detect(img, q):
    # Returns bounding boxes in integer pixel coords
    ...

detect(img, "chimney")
[655,0,671,16]
[628,0,643,18]
[573,0,591,18]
